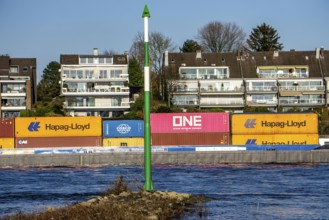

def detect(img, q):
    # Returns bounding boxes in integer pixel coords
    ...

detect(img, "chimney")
[196,50,202,59]
[164,50,169,67]
[320,46,324,57]
[316,48,320,59]
[273,51,279,57]
[93,48,98,56]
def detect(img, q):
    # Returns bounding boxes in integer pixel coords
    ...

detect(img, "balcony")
[62,87,129,96]
[279,98,325,106]
[64,102,130,109]
[246,99,278,106]
[200,99,244,107]
[1,90,26,97]
[246,86,277,93]
[172,100,199,106]
[172,87,199,94]
[63,75,129,82]
[200,86,244,94]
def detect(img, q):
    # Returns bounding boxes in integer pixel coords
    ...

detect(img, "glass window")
[100,70,108,79]
[110,70,121,78]
[106,58,113,64]
[87,58,94,64]
[10,66,19,73]
[85,70,94,78]
[80,58,86,64]
[77,70,83,79]
[180,68,197,79]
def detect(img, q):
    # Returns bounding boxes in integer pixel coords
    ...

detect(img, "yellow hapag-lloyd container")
[0,138,15,149]
[15,117,102,138]
[232,134,319,145]
[103,138,144,147]
[231,113,318,134]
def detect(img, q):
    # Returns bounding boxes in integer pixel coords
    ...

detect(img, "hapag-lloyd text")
[45,123,90,131]
[261,120,306,128]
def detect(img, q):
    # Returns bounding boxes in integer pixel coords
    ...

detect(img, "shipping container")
[102,137,144,147]
[0,138,15,149]
[151,132,230,146]
[151,113,230,133]
[15,136,102,148]
[103,120,144,138]
[231,113,318,134]
[232,134,319,145]
[15,116,102,138]
[0,118,15,138]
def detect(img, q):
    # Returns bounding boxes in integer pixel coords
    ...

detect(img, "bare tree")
[197,21,246,52]
[129,32,144,69]
[129,31,176,99]
[103,49,118,55]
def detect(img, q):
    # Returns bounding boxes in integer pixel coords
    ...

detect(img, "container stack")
[0,118,15,149]
[151,113,230,146]
[102,120,144,147]
[14,117,102,148]
[231,113,319,148]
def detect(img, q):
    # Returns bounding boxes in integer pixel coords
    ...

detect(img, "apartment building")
[164,48,329,112]
[0,56,37,117]
[60,49,130,117]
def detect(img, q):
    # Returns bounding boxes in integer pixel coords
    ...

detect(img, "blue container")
[103,120,144,138]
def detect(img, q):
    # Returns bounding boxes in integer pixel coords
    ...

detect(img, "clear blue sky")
[1,0,328,82]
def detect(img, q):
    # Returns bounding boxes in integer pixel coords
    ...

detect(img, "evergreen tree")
[37,61,61,102]
[34,61,65,116]
[247,23,283,51]
[179,39,202,52]
[128,58,143,87]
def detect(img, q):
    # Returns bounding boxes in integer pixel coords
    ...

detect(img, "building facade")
[0,56,37,117]
[164,48,329,112]
[60,49,130,117]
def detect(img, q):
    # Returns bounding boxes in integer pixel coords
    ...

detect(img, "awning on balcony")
[279,91,302,96]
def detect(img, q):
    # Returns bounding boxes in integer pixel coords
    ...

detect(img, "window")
[87,58,94,64]
[22,67,28,72]
[80,58,86,64]
[100,70,108,79]
[110,70,121,78]
[99,58,113,64]
[85,70,94,79]
[10,66,19,73]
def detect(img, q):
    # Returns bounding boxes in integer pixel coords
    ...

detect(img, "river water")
[0,164,328,219]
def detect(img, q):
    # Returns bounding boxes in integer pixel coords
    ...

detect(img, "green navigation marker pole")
[142,5,153,191]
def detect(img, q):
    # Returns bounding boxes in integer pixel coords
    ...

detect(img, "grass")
[1,176,211,220]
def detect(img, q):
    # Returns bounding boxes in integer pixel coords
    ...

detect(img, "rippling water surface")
[0,164,328,219]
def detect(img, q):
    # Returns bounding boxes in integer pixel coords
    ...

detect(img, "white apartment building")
[60,49,130,117]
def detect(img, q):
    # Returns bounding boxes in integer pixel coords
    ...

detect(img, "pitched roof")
[165,49,328,78]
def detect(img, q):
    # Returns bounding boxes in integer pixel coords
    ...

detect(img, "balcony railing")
[279,85,325,91]
[173,88,199,92]
[247,100,278,105]
[200,86,244,92]
[64,102,130,108]
[64,76,128,80]
[246,86,277,92]
[279,98,325,105]
[62,87,129,94]
[200,100,244,105]
[172,100,199,105]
